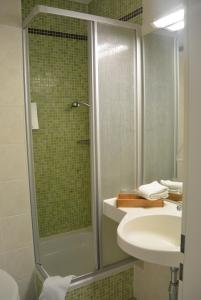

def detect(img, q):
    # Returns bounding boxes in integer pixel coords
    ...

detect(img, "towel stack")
[138,181,169,200]
[160,180,183,193]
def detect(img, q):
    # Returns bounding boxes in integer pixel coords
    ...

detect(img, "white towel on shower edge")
[39,275,74,300]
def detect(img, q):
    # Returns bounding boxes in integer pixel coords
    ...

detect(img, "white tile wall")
[134,261,170,300]
[4,244,34,280]
[0,1,36,299]
[0,180,30,217]
[0,107,25,144]
[1,214,33,251]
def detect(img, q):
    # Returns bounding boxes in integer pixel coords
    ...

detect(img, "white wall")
[0,0,35,299]
[134,262,170,300]
[181,0,201,299]
[143,0,184,34]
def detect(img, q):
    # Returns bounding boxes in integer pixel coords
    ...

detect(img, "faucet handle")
[176,203,182,211]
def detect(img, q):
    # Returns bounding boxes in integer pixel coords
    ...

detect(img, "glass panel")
[96,23,137,266]
[177,47,185,181]
[28,16,96,277]
[143,32,177,183]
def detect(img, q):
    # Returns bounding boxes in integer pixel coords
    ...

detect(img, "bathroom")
[0,0,200,299]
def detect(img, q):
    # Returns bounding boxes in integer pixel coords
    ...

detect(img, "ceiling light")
[153,9,184,29]
[166,20,185,31]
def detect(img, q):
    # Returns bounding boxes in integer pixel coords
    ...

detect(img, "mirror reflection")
[143,29,184,187]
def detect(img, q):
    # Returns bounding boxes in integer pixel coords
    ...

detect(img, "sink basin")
[117,214,181,267]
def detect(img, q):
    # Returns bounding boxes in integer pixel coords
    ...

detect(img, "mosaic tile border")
[119,7,143,22]
[28,28,88,40]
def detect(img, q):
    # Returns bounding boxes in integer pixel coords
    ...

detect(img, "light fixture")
[153,9,184,30]
[166,20,184,31]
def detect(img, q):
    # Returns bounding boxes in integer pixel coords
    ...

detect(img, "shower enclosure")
[23,5,142,282]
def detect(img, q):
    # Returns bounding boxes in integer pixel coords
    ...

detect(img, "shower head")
[71,101,90,108]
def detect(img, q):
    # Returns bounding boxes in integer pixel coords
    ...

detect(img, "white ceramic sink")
[117,213,181,267]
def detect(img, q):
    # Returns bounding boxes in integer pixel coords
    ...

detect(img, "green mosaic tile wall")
[88,0,143,25]
[68,269,134,300]
[30,32,91,236]
[36,268,134,300]
[21,0,143,237]
[23,0,92,237]
[22,0,88,20]
[30,34,91,237]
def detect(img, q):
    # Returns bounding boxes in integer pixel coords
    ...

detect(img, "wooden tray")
[116,193,164,208]
[117,193,142,200]
[168,192,183,202]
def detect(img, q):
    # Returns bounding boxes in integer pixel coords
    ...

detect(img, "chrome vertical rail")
[90,21,103,269]
[173,38,180,179]
[132,30,138,189]
[136,29,143,187]
[22,28,41,265]
[88,21,100,271]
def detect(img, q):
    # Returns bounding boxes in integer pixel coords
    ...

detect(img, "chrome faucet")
[176,203,182,211]
[71,101,90,108]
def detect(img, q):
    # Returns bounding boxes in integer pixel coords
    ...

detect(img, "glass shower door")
[24,7,141,280]
[27,16,97,277]
[94,23,138,266]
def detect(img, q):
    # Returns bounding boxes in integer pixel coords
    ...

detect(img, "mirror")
[142,29,184,184]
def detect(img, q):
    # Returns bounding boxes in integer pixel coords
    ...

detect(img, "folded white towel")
[39,275,74,300]
[138,181,169,200]
[160,180,183,193]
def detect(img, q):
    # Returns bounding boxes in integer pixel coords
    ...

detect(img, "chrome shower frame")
[22,5,142,284]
